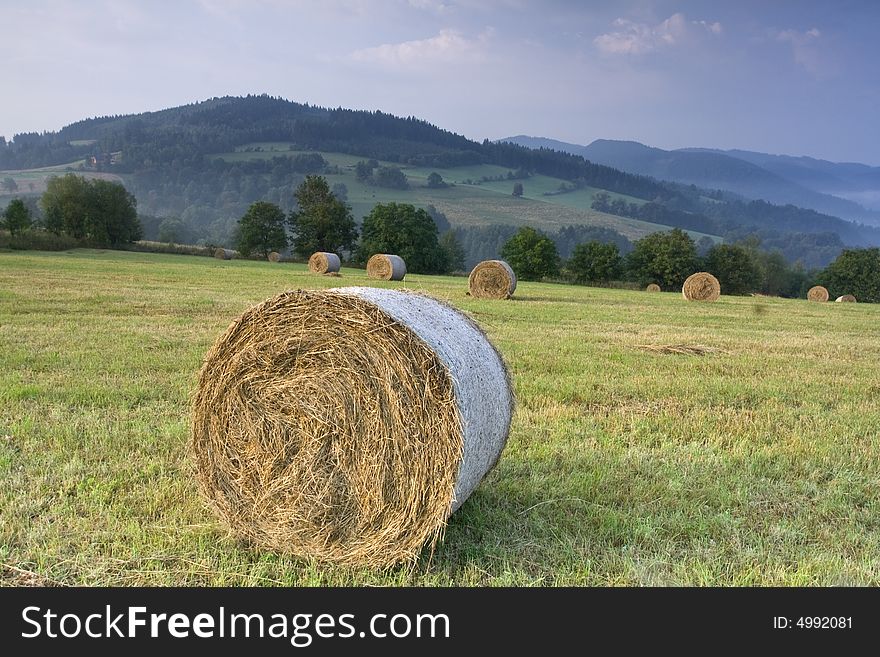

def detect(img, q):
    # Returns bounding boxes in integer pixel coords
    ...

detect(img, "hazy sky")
[2,0,879,163]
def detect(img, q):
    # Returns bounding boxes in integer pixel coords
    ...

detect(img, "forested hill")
[1,94,664,201]
[2,94,879,267]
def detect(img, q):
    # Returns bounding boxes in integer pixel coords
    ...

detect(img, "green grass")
[2,249,879,586]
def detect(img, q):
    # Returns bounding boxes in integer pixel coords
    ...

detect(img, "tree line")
[496,225,879,301]
[235,175,464,274]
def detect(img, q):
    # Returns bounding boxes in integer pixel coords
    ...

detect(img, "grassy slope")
[0,161,123,200]
[215,147,719,241]
[2,249,878,586]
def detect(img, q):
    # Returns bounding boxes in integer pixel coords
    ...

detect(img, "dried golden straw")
[835,294,857,303]
[807,285,829,302]
[214,248,235,260]
[682,272,721,301]
[646,283,661,292]
[268,251,281,263]
[308,252,341,274]
[366,254,406,280]
[468,260,517,299]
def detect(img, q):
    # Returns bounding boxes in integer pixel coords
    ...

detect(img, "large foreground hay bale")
[682,272,721,301]
[468,260,517,299]
[807,285,829,302]
[190,287,513,567]
[268,251,281,262]
[214,248,235,260]
[366,254,406,281]
[308,251,341,274]
[646,283,661,292]
[836,294,857,303]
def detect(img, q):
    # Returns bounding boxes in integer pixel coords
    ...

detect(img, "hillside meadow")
[1,249,879,586]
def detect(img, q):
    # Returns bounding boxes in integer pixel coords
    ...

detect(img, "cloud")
[776,27,829,76]
[350,28,492,69]
[594,13,721,55]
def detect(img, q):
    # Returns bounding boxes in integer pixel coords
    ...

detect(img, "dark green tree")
[512,182,524,197]
[500,226,559,281]
[288,175,358,258]
[86,179,142,246]
[3,199,32,236]
[41,174,91,237]
[358,202,448,274]
[236,201,288,258]
[158,217,190,244]
[373,166,409,189]
[2,176,18,192]
[567,241,623,284]
[426,172,447,189]
[704,243,762,295]
[821,247,880,303]
[40,174,141,245]
[439,230,465,272]
[627,228,697,288]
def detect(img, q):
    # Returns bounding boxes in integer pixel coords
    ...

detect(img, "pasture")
[1,249,879,585]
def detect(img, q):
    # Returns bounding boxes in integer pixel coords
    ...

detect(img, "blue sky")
[2,0,878,163]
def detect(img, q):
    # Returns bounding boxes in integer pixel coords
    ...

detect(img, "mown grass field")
[2,249,879,586]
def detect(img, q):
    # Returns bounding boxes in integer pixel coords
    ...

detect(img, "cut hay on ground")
[646,283,661,292]
[682,272,721,301]
[807,285,829,302]
[468,260,517,299]
[366,254,406,281]
[638,343,726,356]
[836,294,857,303]
[190,287,513,567]
[308,251,341,274]
[214,248,235,260]
[268,251,281,262]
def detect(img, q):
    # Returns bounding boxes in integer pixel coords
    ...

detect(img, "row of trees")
[497,225,879,300]
[1,174,142,246]
[236,175,464,274]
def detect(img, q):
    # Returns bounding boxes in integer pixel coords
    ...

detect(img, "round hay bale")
[190,287,513,567]
[268,251,281,263]
[366,254,406,281]
[308,251,341,274]
[835,294,857,303]
[682,272,721,301]
[646,283,661,292]
[468,260,517,299]
[807,285,829,302]
[214,248,235,260]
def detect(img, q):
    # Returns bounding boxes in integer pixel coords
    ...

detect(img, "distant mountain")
[683,147,880,210]
[502,136,880,224]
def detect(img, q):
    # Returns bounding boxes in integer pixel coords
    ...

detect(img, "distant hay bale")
[468,260,517,299]
[646,283,661,292]
[682,272,721,301]
[835,294,857,303]
[190,287,513,567]
[366,254,406,281]
[308,252,341,274]
[268,251,281,262]
[214,248,235,260]
[807,285,829,302]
